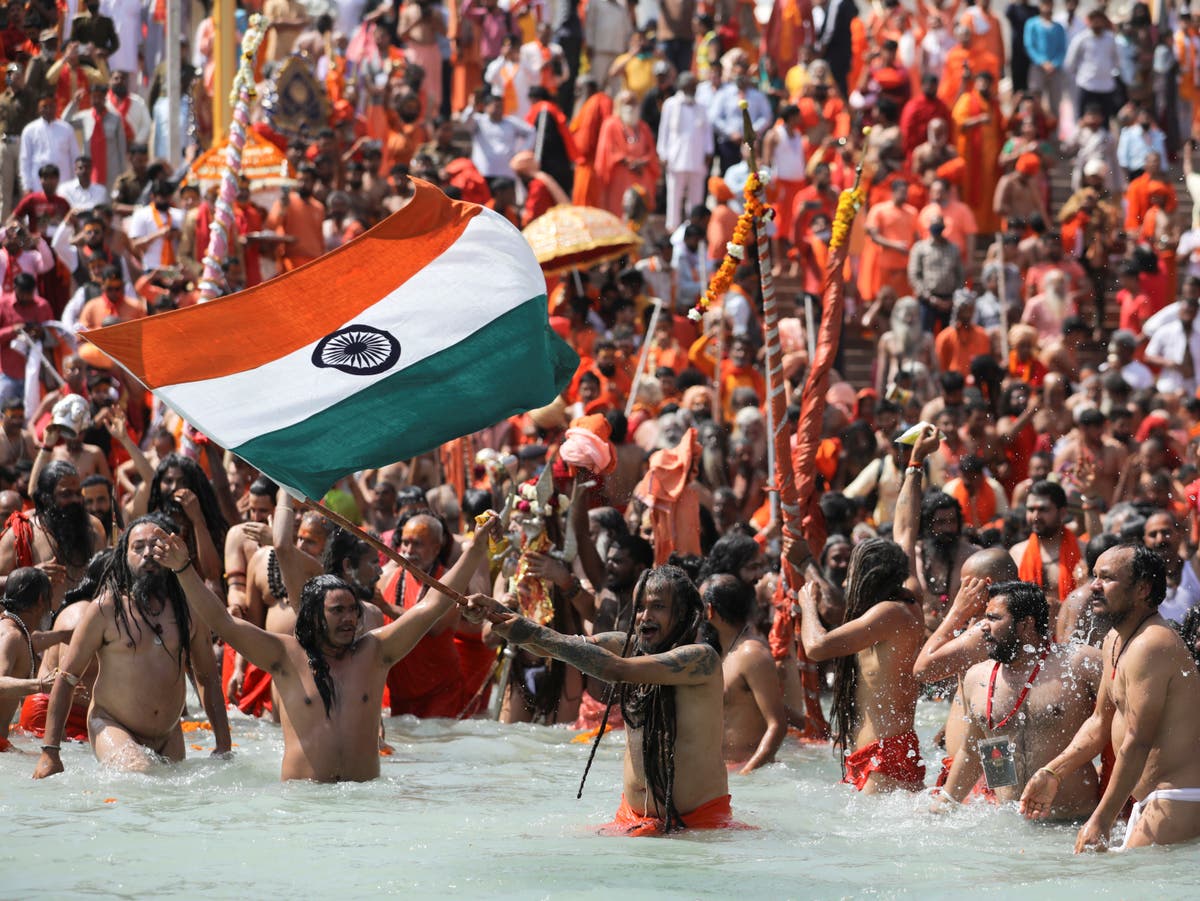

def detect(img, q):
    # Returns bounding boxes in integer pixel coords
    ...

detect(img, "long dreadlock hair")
[576,565,717,833]
[294,574,361,716]
[102,514,193,673]
[148,453,228,553]
[830,538,912,775]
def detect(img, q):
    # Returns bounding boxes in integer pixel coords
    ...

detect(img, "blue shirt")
[1023,16,1066,68]
[1117,124,1167,171]
[710,83,771,141]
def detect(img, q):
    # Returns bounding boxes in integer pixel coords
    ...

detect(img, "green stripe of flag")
[231,295,576,499]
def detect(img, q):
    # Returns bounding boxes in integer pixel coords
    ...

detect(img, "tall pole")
[212,0,237,143]
[165,0,182,165]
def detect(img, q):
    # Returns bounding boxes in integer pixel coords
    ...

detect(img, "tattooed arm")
[470,596,719,686]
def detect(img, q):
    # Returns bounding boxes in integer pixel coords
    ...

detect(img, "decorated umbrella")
[185,128,296,205]
[521,204,640,275]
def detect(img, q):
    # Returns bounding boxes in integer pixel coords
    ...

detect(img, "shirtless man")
[18,552,111,743]
[911,118,957,174]
[1032,373,1074,448]
[222,477,276,616]
[704,574,785,774]
[33,518,231,777]
[1011,481,1085,611]
[158,514,499,782]
[468,564,734,834]
[40,426,111,483]
[0,460,106,606]
[1054,407,1127,505]
[0,569,57,749]
[938,581,1100,818]
[799,534,926,792]
[898,426,977,631]
[0,397,37,468]
[913,550,1019,779]
[1143,510,1200,624]
[1022,545,1200,851]
[993,154,1047,227]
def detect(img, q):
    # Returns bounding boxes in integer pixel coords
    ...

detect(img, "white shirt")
[484,57,533,119]
[108,93,152,145]
[1145,319,1200,394]
[100,0,142,73]
[656,94,713,174]
[583,0,633,56]
[1177,224,1200,280]
[460,111,534,179]
[59,178,109,212]
[125,203,184,271]
[1100,357,1155,391]
[1066,29,1119,93]
[769,122,806,182]
[18,118,79,194]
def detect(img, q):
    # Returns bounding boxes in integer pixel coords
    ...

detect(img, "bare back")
[853,600,925,751]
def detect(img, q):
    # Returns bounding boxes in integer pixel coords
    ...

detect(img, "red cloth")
[597,793,749,836]
[3,510,33,568]
[220,643,273,717]
[381,565,465,718]
[17,692,89,741]
[452,629,495,717]
[572,689,625,731]
[842,730,926,791]
[90,107,109,186]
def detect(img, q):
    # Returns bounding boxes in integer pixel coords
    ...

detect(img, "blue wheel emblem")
[312,325,401,375]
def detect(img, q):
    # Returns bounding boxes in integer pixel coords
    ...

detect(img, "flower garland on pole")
[198,15,270,301]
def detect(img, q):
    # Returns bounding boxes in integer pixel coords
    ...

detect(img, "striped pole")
[198,15,269,301]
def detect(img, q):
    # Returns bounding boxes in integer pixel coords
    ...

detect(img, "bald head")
[400,513,445,571]
[960,547,1018,583]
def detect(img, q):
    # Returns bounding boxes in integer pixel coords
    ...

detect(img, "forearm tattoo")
[511,618,622,681]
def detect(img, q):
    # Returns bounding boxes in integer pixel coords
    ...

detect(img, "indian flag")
[83,181,578,499]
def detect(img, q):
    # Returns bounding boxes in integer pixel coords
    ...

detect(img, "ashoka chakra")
[312,325,401,376]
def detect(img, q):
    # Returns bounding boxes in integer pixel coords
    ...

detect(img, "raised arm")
[468,593,719,685]
[913,576,990,683]
[152,532,290,676]
[798,584,913,662]
[894,424,939,564]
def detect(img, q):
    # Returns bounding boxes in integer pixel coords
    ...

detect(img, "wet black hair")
[294,574,360,716]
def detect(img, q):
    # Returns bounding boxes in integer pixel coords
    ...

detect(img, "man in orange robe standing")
[952,70,1004,234]
[570,75,613,207]
[857,178,918,305]
[594,90,659,218]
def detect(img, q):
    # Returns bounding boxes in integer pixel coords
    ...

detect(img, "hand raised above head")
[149,531,191,573]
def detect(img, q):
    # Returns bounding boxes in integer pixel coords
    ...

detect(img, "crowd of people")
[2,0,1200,854]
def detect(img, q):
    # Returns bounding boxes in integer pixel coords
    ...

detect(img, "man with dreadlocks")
[33,517,231,777]
[0,460,107,607]
[466,565,736,835]
[155,513,503,782]
[798,534,927,793]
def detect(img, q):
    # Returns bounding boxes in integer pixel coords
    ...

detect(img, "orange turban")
[708,177,733,203]
[1016,153,1041,176]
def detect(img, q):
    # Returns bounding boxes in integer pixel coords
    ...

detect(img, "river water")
[2,700,1195,899]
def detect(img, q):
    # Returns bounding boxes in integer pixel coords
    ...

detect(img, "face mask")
[154,200,171,211]
[398,108,419,123]
[112,83,128,99]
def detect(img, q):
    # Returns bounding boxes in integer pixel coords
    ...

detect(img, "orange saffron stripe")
[83,181,481,388]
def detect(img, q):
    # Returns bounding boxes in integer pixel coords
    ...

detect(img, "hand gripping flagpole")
[198,15,270,301]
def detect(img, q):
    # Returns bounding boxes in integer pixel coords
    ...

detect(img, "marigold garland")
[688,171,772,322]
[830,183,867,251]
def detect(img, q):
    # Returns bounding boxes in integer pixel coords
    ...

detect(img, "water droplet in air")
[1023,644,1036,654]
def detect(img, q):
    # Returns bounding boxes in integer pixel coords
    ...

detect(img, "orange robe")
[598,793,748,836]
[381,565,465,718]
[938,46,999,107]
[1018,530,1082,603]
[570,92,613,207]
[857,200,917,302]
[593,115,660,217]
[951,89,1003,233]
[1124,172,1178,232]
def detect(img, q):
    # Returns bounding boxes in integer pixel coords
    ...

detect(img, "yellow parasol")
[185,129,297,204]
[521,204,641,275]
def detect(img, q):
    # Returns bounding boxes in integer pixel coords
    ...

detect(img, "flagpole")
[198,15,270,301]
[738,103,826,736]
[625,298,663,418]
[304,494,469,604]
